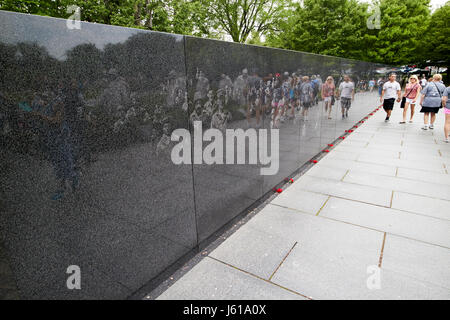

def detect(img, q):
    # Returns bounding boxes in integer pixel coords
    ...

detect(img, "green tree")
[266,0,375,61]
[369,0,431,65]
[203,0,291,43]
[0,0,214,36]
[420,1,449,67]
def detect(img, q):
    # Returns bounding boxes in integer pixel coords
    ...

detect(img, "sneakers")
[422,125,428,130]
[385,116,390,122]
[445,138,449,143]
[429,124,434,130]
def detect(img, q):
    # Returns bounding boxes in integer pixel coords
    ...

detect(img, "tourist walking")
[419,74,446,130]
[299,76,314,121]
[380,73,401,122]
[443,85,450,143]
[420,76,428,89]
[322,76,335,119]
[400,75,421,124]
[337,75,354,119]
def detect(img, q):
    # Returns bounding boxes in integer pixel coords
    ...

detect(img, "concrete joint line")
[269,242,298,281]
[341,170,350,182]
[207,255,311,299]
[378,232,387,268]
[389,191,394,208]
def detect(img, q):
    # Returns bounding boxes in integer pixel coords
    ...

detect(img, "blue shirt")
[422,82,446,108]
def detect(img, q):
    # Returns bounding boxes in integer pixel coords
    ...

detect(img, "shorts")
[405,98,417,105]
[383,98,395,110]
[302,101,312,109]
[324,96,332,102]
[445,108,450,115]
[420,106,440,114]
[341,97,352,109]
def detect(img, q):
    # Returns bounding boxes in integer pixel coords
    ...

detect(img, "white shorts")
[406,98,417,105]
[324,96,332,102]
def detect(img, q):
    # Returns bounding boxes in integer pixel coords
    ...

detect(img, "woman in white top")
[400,75,421,124]
[321,76,335,119]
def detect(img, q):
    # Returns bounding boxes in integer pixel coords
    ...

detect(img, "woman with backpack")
[399,75,421,124]
[419,74,446,130]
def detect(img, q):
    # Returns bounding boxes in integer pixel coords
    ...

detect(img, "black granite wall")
[0,10,389,299]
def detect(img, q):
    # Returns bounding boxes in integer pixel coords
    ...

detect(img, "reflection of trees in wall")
[0,32,188,156]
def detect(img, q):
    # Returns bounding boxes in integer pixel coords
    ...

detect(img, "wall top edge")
[0,9,393,68]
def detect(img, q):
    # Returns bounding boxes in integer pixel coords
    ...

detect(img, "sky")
[360,0,448,11]
[429,0,447,10]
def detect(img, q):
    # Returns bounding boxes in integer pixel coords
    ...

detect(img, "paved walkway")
[156,105,450,300]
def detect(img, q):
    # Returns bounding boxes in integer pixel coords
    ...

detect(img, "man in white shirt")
[380,73,401,122]
[337,75,355,119]
[420,76,428,89]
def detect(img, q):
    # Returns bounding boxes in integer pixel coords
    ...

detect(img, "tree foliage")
[367,0,431,65]
[203,0,290,43]
[0,0,448,67]
[266,0,374,61]
[421,1,450,67]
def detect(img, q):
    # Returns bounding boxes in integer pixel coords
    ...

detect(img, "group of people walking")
[380,73,450,143]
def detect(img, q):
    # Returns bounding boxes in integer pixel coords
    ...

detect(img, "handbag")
[400,84,418,108]
[432,82,444,108]
[400,97,406,109]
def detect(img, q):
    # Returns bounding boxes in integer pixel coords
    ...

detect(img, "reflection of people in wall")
[194,69,210,102]
[27,79,80,200]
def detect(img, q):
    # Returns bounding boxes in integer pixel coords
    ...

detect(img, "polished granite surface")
[0,10,390,299]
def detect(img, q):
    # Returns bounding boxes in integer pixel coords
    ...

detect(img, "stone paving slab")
[270,189,329,215]
[391,192,450,220]
[320,196,450,248]
[209,225,295,279]
[156,257,306,300]
[343,171,450,201]
[293,175,392,207]
[381,234,450,289]
[156,100,450,300]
